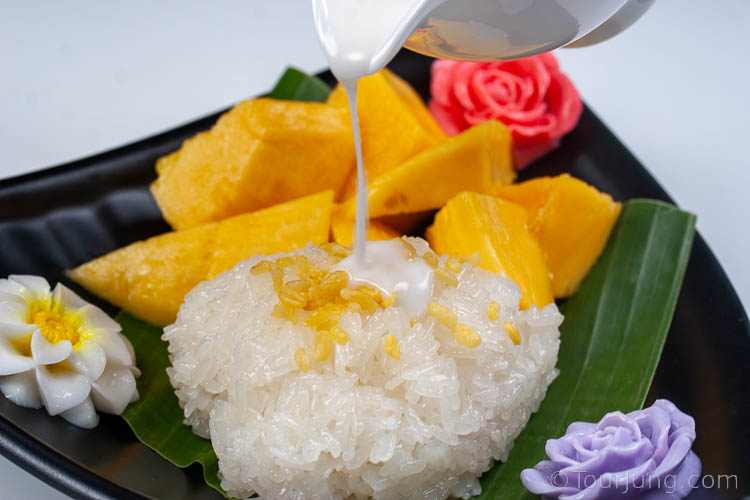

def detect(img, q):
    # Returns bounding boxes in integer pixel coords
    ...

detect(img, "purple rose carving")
[521,400,701,499]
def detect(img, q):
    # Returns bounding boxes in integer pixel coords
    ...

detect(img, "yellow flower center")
[25,298,84,348]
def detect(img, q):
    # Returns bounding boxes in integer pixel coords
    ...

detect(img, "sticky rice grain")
[164,243,561,499]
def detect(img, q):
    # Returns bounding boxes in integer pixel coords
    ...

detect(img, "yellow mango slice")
[207,191,334,278]
[385,71,446,138]
[151,98,352,230]
[427,192,553,309]
[495,174,621,298]
[330,206,399,247]
[342,121,514,220]
[69,191,334,326]
[328,69,445,198]
[68,225,216,327]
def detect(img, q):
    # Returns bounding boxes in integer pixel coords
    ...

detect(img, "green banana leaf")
[477,199,696,499]
[119,313,224,496]
[116,67,697,499]
[267,67,331,102]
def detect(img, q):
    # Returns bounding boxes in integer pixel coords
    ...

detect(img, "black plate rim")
[0,414,141,500]
[0,63,747,500]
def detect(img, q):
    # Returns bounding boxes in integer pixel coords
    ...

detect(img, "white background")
[1,1,748,498]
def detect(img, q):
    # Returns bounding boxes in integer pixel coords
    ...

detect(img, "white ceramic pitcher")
[404,0,655,60]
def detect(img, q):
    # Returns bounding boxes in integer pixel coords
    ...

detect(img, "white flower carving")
[0,275,139,428]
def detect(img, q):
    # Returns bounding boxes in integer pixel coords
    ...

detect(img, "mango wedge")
[495,174,621,298]
[207,191,333,278]
[328,69,445,198]
[152,98,352,230]
[330,206,400,247]
[427,192,553,309]
[343,121,514,220]
[69,191,334,326]
[69,225,216,327]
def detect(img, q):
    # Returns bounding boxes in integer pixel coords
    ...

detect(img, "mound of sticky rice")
[164,238,561,499]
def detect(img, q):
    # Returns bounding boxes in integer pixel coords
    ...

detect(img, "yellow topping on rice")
[428,302,458,330]
[321,242,351,258]
[434,267,458,287]
[487,301,500,321]
[306,303,345,331]
[504,322,521,345]
[340,287,380,313]
[270,266,284,294]
[428,302,481,348]
[383,335,400,360]
[254,253,408,369]
[314,271,349,301]
[273,303,297,322]
[381,293,396,308]
[279,279,309,308]
[259,250,487,367]
[328,326,350,345]
[453,324,481,348]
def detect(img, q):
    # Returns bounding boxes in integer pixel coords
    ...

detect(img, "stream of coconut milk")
[313,0,448,314]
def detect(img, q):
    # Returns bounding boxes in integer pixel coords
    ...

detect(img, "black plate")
[0,51,748,500]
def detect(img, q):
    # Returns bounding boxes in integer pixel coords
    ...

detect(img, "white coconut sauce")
[313,0,446,314]
[342,80,368,262]
[334,240,434,317]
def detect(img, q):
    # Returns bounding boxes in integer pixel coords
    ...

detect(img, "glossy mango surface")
[152,98,352,229]
[69,192,334,325]
[428,192,553,309]
[328,69,445,198]
[495,174,622,297]
[343,121,514,220]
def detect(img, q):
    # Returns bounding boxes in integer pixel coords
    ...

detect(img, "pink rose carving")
[429,53,583,169]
